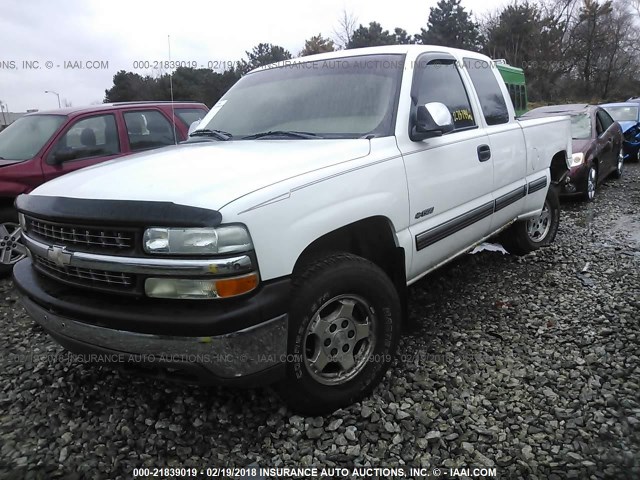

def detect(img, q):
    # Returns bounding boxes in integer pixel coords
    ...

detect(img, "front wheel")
[0,207,27,279]
[584,165,597,201]
[277,253,401,414]
[499,186,560,256]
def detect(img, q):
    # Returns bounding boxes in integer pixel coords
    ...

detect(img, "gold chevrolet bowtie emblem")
[47,245,72,267]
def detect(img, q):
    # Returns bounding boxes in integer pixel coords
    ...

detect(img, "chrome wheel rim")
[303,294,376,386]
[587,167,597,200]
[526,201,552,243]
[0,222,26,266]
[617,151,624,175]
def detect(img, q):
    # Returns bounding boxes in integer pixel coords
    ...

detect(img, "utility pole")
[45,90,61,108]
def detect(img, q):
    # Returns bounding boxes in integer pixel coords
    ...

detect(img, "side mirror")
[410,102,454,141]
[49,150,76,165]
[188,120,201,136]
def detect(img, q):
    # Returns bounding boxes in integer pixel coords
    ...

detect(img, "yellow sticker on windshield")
[453,109,474,122]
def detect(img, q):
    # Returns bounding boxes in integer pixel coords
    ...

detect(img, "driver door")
[396,55,494,280]
[41,113,124,183]
[595,109,619,179]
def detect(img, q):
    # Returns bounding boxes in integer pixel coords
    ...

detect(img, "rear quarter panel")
[517,115,571,215]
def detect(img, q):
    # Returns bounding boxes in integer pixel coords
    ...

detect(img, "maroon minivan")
[0,102,208,276]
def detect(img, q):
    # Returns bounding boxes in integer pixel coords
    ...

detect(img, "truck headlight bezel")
[143,225,253,255]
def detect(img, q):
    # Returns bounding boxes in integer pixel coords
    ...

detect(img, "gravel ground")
[1,164,639,480]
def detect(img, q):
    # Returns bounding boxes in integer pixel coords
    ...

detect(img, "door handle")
[477,144,491,162]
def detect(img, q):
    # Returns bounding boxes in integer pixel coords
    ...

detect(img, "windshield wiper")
[242,130,321,140]
[189,129,232,141]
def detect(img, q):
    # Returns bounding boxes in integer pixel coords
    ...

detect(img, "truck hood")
[31,139,371,209]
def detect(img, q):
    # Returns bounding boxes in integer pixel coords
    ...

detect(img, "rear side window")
[465,58,510,125]
[507,84,516,109]
[175,108,207,128]
[49,114,120,162]
[124,110,175,152]
[414,60,476,131]
[519,85,527,112]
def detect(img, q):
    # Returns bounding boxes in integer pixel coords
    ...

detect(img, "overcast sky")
[0,0,507,112]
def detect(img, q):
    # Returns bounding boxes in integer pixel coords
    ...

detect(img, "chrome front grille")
[26,217,135,252]
[33,254,136,291]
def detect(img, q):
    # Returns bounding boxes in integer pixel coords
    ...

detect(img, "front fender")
[223,156,410,281]
[0,180,30,200]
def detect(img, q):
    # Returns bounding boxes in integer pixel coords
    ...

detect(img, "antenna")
[168,35,178,145]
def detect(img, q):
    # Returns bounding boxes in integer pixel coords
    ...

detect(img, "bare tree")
[333,9,358,49]
[595,1,640,98]
[481,0,640,102]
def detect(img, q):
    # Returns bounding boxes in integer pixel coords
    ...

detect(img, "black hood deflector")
[15,194,223,227]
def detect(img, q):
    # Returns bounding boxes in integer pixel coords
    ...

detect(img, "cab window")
[175,108,207,128]
[508,84,517,110]
[519,85,527,112]
[414,60,476,131]
[49,114,120,162]
[124,110,176,152]
[465,58,510,125]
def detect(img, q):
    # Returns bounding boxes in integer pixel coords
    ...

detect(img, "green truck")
[496,60,528,117]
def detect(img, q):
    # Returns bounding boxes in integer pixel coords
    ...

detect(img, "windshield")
[0,115,66,160]
[603,106,638,123]
[193,54,404,139]
[570,113,592,140]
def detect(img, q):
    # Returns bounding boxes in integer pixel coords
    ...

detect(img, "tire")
[584,164,597,201]
[499,186,560,256]
[277,253,401,414]
[0,207,26,279]
[612,149,624,179]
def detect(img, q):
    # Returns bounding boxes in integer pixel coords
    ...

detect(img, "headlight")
[570,153,584,167]
[143,225,252,255]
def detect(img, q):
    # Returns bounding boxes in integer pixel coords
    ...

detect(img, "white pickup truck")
[13,46,571,414]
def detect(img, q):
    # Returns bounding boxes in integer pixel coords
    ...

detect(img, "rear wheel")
[499,186,560,256]
[0,207,27,278]
[277,253,401,414]
[612,149,624,179]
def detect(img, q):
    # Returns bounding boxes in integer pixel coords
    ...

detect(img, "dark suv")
[0,102,208,276]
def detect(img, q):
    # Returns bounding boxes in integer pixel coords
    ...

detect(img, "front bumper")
[13,258,290,385]
[560,164,589,196]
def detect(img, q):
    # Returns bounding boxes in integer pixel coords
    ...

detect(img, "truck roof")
[250,44,494,74]
[26,101,208,117]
